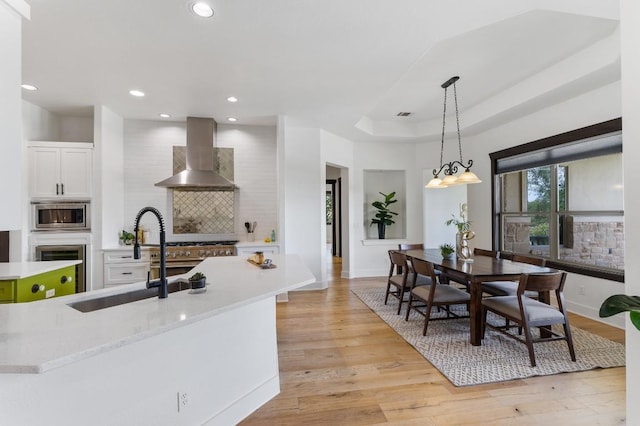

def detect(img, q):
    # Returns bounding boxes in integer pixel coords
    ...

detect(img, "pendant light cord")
[439,86,447,170]
[453,81,463,163]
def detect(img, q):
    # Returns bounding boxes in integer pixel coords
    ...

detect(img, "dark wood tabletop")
[403,248,555,346]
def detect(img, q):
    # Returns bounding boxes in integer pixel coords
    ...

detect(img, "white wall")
[621,0,639,422]
[93,105,124,289]
[0,2,25,232]
[217,124,278,242]
[351,141,423,277]
[280,121,324,288]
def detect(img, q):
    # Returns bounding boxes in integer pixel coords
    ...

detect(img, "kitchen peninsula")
[0,254,315,425]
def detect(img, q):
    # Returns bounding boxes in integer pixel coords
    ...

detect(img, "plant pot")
[189,278,206,290]
[377,222,386,239]
[442,253,455,261]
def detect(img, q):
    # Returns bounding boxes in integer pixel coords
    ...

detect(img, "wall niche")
[363,170,406,240]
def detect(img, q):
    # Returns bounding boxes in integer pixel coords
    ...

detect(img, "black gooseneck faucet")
[133,207,168,299]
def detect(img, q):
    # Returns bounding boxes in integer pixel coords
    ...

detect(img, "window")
[491,118,624,282]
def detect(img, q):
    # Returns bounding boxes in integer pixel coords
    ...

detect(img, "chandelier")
[425,76,481,189]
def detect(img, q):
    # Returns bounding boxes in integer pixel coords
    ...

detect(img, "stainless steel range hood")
[155,117,236,190]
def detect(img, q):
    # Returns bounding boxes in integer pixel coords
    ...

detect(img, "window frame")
[490,118,624,283]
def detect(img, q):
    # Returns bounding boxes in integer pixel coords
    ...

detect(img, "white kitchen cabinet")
[103,248,150,287]
[236,242,280,256]
[29,142,93,199]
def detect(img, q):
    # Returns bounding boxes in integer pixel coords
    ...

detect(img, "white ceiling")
[20,0,620,143]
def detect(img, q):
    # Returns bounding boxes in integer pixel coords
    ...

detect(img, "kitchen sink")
[68,278,192,313]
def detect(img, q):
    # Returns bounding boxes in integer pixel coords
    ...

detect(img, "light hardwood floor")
[241,256,626,425]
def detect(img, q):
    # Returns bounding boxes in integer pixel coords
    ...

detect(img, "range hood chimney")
[155,117,236,191]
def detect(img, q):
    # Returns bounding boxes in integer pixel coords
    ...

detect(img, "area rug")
[352,286,625,387]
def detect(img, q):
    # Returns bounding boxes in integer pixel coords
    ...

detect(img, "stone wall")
[526,219,624,270]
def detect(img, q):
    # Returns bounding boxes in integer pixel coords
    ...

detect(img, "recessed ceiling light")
[21,84,38,91]
[226,96,238,103]
[227,117,237,122]
[129,89,145,97]
[159,113,171,118]
[192,2,214,17]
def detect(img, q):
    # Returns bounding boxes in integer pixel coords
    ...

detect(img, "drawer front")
[105,263,149,285]
[104,249,150,263]
[0,280,16,302]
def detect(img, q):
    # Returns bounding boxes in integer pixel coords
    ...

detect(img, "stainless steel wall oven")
[32,201,90,231]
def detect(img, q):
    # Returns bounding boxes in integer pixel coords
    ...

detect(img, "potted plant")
[119,230,135,245]
[600,295,640,330]
[370,191,398,239]
[439,243,456,260]
[188,272,207,289]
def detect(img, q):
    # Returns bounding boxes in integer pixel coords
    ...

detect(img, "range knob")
[185,250,191,257]
[199,250,205,257]
[225,250,232,256]
[206,250,212,256]
[171,252,177,258]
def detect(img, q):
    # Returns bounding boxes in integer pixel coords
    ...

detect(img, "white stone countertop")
[0,260,82,280]
[0,254,315,374]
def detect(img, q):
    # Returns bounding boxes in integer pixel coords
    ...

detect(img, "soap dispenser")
[270,229,276,242]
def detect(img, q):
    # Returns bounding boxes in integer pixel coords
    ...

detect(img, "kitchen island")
[0,254,315,425]
[0,260,81,302]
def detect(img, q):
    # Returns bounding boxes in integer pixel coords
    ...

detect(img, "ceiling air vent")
[396,112,412,117]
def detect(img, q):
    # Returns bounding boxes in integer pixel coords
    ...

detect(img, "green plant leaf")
[598,294,640,331]
[632,311,640,331]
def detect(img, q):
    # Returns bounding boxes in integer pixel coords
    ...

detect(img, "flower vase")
[377,222,386,239]
[456,231,475,262]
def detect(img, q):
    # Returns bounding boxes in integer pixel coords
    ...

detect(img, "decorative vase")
[456,231,475,262]
[377,222,386,239]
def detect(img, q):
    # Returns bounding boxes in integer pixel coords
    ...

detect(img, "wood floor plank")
[240,256,627,425]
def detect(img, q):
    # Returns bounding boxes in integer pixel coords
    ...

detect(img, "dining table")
[403,248,556,346]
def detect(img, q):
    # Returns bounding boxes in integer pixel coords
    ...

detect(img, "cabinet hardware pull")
[56,183,59,195]
[120,256,133,259]
[61,183,64,195]
[122,272,133,275]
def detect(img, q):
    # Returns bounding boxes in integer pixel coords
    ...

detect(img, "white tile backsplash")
[123,120,277,243]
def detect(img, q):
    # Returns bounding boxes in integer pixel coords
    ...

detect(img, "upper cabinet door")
[29,147,62,198]
[29,144,93,199]
[59,148,92,198]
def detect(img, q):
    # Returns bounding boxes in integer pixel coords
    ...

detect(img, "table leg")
[469,278,483,346]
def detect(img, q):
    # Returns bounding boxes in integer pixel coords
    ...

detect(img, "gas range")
[150,241,238,263]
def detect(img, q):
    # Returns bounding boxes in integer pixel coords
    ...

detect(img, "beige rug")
[352,286,626,386]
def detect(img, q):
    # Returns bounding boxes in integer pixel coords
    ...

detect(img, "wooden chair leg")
[563,322,577,362]
[405,294,413,321]
[397,286,406,315]
[422,302,433,336]
[384,283,391,305]
[522,326,537,367]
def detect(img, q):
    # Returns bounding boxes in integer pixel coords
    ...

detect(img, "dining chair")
[399,243,447,282]
[473,247,498,258]
[404,257,470,335]
[481,271,576,367]
[481,253,546,297]
[386,250,431,315]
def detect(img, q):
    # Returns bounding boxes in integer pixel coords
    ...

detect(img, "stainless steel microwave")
[32,201,90,231]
